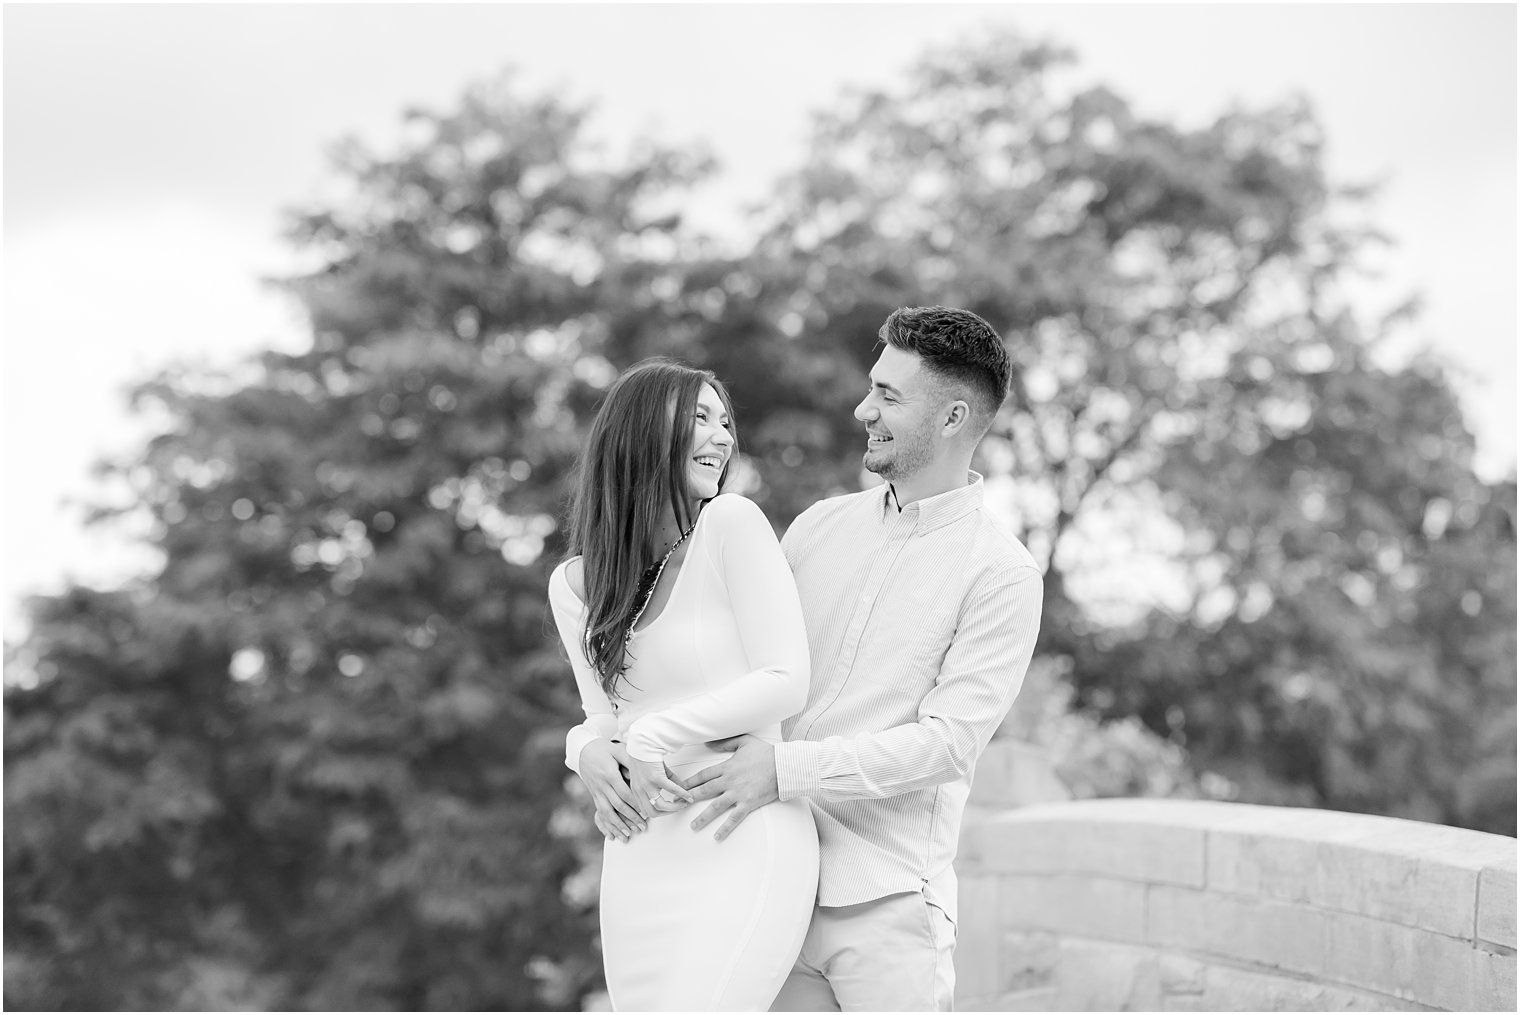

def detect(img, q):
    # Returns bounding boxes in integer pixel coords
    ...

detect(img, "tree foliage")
[684,34,1516,833]
[6,32,1514,1012]
[7,75,711,1010]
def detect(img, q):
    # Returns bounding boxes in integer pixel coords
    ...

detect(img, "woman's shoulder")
[549,556,586,605]
[698,494,781,550]
[701,493,773,530]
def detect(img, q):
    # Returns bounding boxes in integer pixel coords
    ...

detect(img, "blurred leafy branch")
[6,30,1514,1012]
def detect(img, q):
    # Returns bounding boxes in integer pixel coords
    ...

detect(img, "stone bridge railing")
[955,794,1516,1011]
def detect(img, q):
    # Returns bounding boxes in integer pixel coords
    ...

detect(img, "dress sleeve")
[624,495,811,762]
[548,563,621,774]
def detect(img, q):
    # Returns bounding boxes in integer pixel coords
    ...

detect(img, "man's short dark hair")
[878,306,1010,422]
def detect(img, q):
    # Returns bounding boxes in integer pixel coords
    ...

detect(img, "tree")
[6,73,713,1010]
[673,31,1516,831]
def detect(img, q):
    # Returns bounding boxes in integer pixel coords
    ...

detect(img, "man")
[682,305,1043,1011]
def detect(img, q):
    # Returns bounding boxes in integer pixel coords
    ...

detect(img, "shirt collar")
[876,471,985,531]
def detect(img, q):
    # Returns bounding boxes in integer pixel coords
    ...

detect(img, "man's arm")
[687,566,1043,839]
[775,566,1041,801]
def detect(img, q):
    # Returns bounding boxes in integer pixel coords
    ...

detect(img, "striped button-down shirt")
[775,471,1042,908]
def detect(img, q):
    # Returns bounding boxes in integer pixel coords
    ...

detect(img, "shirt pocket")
[865,595,958,691]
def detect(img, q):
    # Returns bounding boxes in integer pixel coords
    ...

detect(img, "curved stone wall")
[955,798,1516,1011]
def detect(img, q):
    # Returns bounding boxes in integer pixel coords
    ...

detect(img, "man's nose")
[854,397,876,422]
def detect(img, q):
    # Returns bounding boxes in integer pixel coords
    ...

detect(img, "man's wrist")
[773,740,820,801]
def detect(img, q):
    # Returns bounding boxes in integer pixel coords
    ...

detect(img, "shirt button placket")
[801,523,898,735]
[840,515,912,659]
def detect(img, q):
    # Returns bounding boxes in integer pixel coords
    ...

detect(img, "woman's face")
[685,382,733,502]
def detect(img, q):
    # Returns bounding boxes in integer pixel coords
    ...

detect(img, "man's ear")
[942,400,971,437]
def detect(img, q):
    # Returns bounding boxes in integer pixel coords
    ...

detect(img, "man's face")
[853,346,942,481]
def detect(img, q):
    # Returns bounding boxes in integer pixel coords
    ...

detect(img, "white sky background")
[4,3,1516,636]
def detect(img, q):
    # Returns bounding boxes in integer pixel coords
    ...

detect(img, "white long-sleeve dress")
[548,494,819,1012]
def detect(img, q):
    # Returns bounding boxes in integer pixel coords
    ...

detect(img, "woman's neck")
[651,504,696,555]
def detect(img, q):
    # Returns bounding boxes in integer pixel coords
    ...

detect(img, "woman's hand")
[628,755,695,819]
[577,739,648,843]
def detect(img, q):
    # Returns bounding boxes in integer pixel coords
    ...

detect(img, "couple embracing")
[548,306,1043,1012]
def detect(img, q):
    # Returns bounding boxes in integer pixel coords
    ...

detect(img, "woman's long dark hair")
[566,358,737,697]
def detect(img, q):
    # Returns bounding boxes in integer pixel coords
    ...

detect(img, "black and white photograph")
[4,4,1515,1012]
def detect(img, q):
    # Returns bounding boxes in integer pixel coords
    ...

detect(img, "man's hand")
[680,734,779,842]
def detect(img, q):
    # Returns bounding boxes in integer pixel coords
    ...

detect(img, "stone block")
[999,929,1059,993]
[1477,864,1517,951]
[1472,945,1518,1011]
[955,799,1518,1013]
[999,873,1148,943]
[954,876,1001,1000]
[1052,939,1162,1011]
[971,809,1205,887]
[1159,962,1427,1012]
[999,797,1278,832]
[1320,907,1501,1011]
[1146,885,1328,977]
[1158,953,1205,995]
[994,986,1059,1011]
[1147,883,1510,1011]
[1207,821,1480,939]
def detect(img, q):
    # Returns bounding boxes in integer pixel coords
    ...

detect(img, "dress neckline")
[557,502,709,634]
[629,505,707,636]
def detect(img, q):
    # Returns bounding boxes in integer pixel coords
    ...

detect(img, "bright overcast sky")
[4,3,1516,633]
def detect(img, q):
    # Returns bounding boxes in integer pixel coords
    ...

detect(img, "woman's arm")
[549,564,678,837]
[623,495,811,762]
[549,564,620,765]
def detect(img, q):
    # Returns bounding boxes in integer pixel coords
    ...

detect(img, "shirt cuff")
[774,740,822,801]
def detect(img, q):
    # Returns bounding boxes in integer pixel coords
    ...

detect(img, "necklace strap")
[624,519,697,649]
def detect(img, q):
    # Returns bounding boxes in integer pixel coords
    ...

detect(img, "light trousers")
[770,867,957,1012]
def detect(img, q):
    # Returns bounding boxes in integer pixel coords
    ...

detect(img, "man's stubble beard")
[864,424,935,481]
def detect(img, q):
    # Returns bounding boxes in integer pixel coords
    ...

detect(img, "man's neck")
[886,457,973,511]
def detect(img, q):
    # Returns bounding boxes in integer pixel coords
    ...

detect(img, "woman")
[547,359,818,1011]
